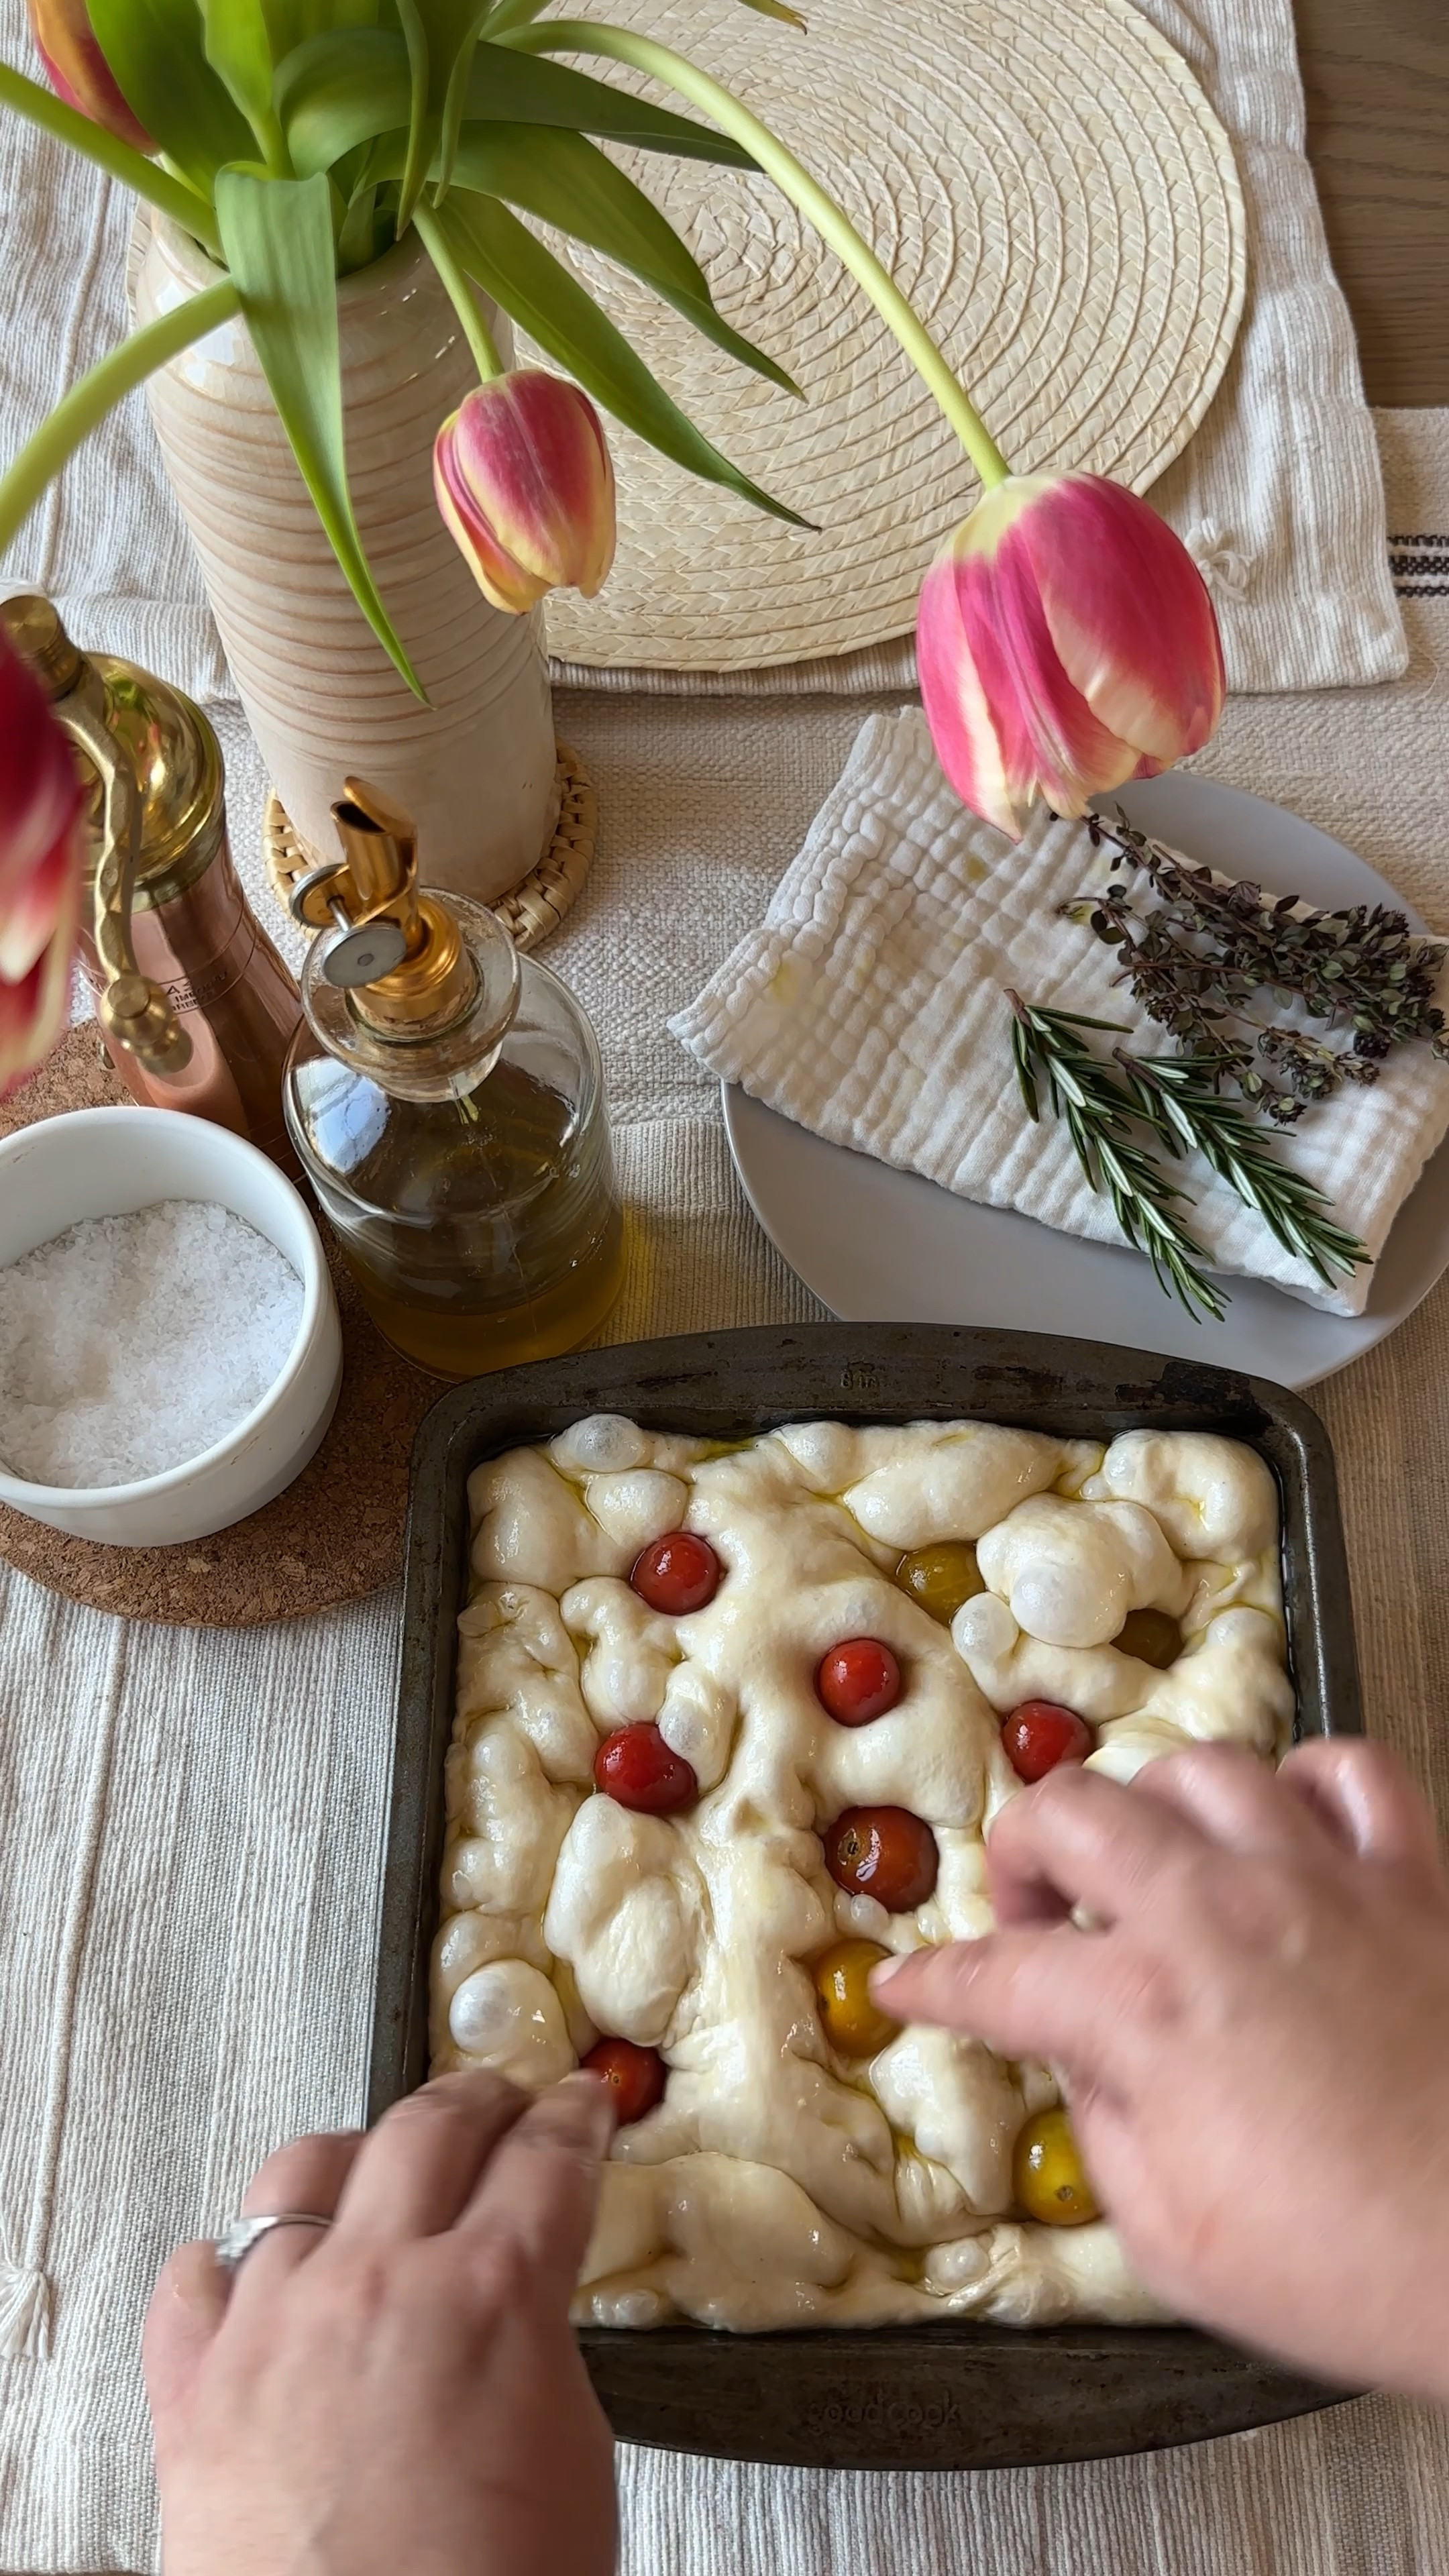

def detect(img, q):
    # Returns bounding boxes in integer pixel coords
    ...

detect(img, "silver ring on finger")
[213,2210,333,2275]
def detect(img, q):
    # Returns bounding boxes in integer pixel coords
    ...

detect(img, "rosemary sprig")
[1114,1052,1369,1289]
[1008,996,1226,1320]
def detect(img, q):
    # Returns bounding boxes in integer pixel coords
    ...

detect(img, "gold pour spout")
[288,776,475,1033]
[2,595,191,1076]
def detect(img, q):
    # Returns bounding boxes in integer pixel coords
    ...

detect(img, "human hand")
[873,1739,1449,2401]
[144,2070,618,2576]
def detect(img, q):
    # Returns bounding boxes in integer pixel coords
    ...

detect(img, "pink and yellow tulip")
[0,627,85,1099]
[916,472,1225,841]
[434,371,616,615]
[27,0,152,152]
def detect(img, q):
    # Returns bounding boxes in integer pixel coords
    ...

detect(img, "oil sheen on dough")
[430,1416,1292,2331]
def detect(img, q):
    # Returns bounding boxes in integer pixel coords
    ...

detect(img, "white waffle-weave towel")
[671,710,1449,1318]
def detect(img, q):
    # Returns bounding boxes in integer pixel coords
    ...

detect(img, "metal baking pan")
[372,1322,1361,2471]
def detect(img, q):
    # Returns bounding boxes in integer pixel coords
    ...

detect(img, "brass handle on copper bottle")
[58,691,192,1077]
[1,594,191,1077]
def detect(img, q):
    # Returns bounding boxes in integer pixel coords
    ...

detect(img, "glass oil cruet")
[282,777,624,1377]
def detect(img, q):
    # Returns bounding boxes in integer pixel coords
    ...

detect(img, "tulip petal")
[1021,475,1225,762]
[435,411,551,612]
[0,823,78,983]
[434,370,616,614]
[916,554,1018,837]
[0,627,85,1085]
[916,470,1225,838]
[957,517,1146,822]
[0,860,81,1101]
[28,0,153,152]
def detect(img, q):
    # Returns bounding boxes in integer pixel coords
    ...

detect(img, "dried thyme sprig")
[1008,996,1225,1320]
[1063,878,1307,1122]
[1115,1051,1368,1289]
[1078,810,1449,1089]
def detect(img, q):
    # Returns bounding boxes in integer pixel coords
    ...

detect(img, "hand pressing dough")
[432,1414,1290,2329]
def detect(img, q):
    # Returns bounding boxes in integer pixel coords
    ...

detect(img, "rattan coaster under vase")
[263,737,597,951]
[0,1028,441,1628]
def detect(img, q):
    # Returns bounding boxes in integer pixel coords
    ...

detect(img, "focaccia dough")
[430,1417,1290,2330]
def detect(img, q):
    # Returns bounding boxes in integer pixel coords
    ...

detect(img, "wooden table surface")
[1296,0,1449,406]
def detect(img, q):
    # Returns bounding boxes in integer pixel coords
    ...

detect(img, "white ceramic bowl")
[0,1108,343,1546]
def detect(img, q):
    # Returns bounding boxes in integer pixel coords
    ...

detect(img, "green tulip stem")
[497,20,1011,490]
[413,201,506,384]
[0,64,222,260]
[0,280,240,555]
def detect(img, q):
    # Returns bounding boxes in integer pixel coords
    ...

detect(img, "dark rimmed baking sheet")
[372,1324,1360,2469]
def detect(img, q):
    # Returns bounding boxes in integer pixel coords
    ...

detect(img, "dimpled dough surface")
[430,1417,1293,2332]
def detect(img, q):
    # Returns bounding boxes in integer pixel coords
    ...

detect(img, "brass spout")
[289,775,476,1034]
[2,596,190,1077]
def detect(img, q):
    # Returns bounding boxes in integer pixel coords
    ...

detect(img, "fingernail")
[558,2070,618,2147]
[869,1957,910,1996]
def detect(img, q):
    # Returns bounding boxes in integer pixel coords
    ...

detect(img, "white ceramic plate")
[723,773,1449,1390]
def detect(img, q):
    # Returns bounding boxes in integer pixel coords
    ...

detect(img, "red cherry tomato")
[582,2036,667,2125]
[631,1530,722,1615]
[1002,1701,1094,1783]
[816,1638,903,1726]
[824,1805,938,1911]
[594,1721,698,1814]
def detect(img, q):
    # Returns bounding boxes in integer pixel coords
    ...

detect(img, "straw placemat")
[535,0,1244,672]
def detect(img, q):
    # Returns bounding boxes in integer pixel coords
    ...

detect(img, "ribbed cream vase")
[134,217,559,902]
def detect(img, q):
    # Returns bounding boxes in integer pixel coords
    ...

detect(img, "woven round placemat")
[534,0,1245,672]
[0,1028,440,1627]
[263,739,597,951]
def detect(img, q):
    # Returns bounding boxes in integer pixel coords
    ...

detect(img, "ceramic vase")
[133,217,559,904]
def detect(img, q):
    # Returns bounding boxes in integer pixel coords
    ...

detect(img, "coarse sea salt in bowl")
[0,1108,343,1547]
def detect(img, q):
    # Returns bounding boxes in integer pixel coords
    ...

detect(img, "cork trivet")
[0,1026,440,1628]
[263,739,597,953]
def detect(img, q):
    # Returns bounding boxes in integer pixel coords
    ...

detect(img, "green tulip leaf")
[278,28,756,174]
[0,280,241,557]
[445,123,702,303]
[276,28,413,173]
[437,125,799,394]
[89,0,256,191]
[394,0,434,229]
[432,195,811,526]
[0,62,222,256]
[466,46,756,166]
[437,4,492,191]
[476,0,553,34]
[735,0,808,21]
[213,169,427,698]
[201,0,290,170]
[336,138,383,270]
[263,0,378,51]
[393,0,502,206]
[336,178,380,268]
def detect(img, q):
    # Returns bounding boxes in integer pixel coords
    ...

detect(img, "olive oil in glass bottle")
[283,780,623,1377]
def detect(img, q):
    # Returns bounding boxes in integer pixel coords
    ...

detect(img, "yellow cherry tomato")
[813,1938,898,2057]
[896,1541,985,1624]
[1013,2106,1100,2226]
[1114,1607,1183,1670]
